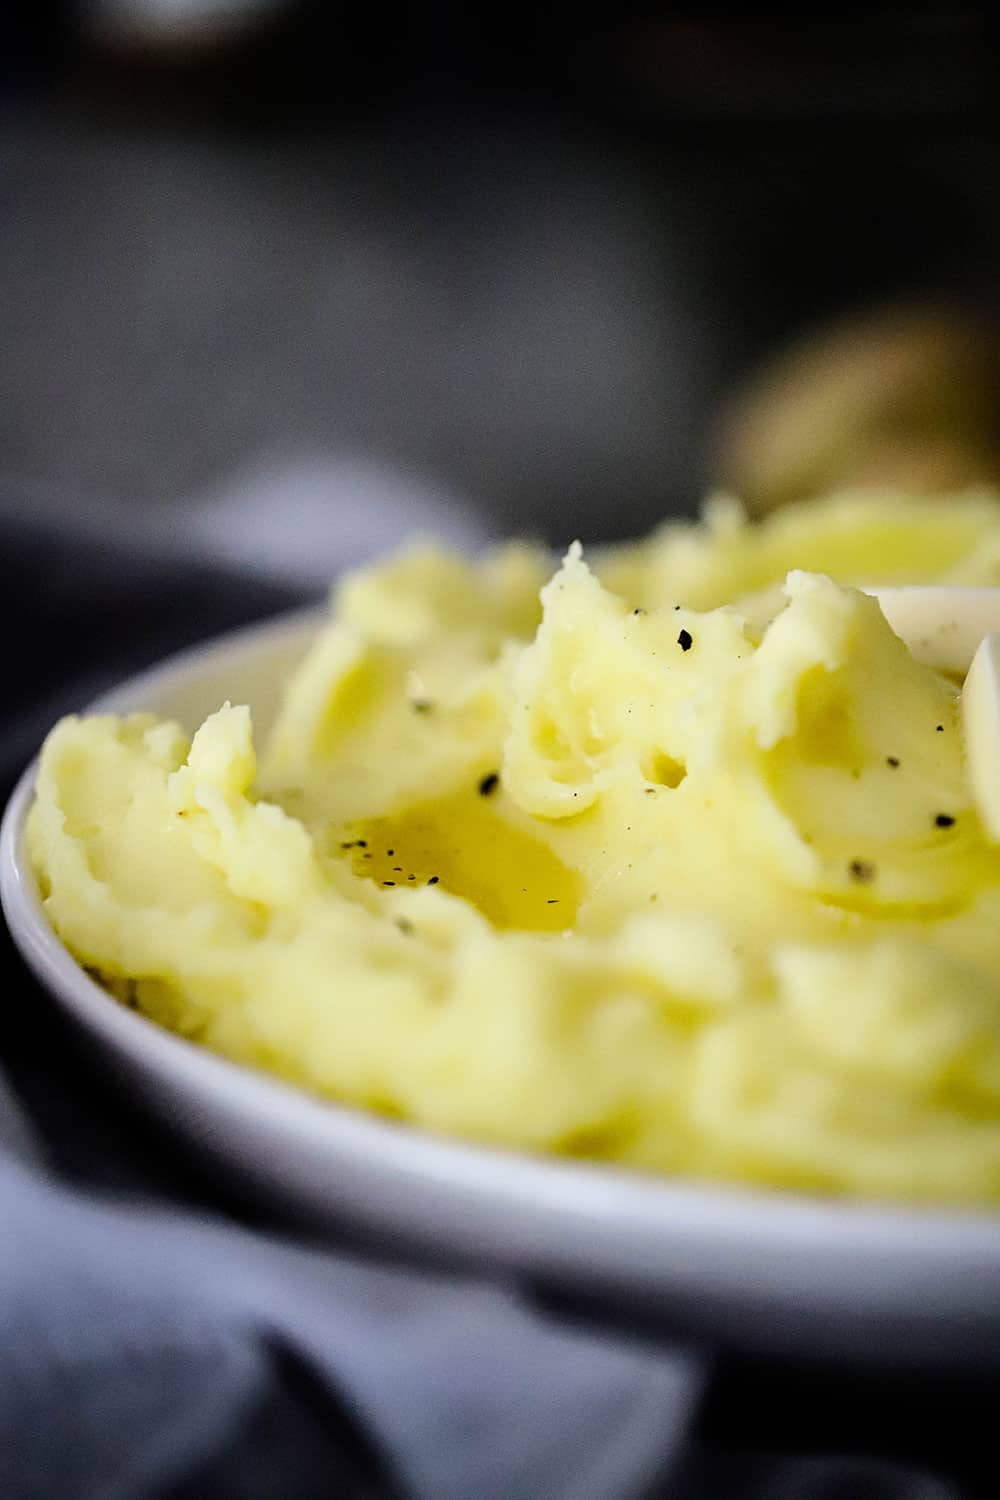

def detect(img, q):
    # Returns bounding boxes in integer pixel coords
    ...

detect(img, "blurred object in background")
[172,454,489,585]
[90,0,284,52]
[711,304,1000,515]
[90,0,283,52]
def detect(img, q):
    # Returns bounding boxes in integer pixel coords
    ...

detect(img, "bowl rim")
[4,603,1000,1288]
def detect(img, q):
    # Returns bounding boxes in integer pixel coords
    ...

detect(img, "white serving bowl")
[4,607,1000,1367]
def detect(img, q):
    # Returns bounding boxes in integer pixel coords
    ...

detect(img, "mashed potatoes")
[28,490,1000,1202]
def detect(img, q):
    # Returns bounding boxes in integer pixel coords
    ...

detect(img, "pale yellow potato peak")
[27,490,1000,1202]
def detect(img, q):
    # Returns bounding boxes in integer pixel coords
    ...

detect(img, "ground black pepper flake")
[427,875,439,885]
[478,772,500,797]
[887,756,900,768]
[677,628,693,652]
[632,607,645,616]
[935,813,956,828]
[547,899,559,904]
[382,880,396,887]
[407,874,415,880]
[387,849,394,856]
[674,604,681,611]
[848,859,876,884]
[393,866,403,872]
[936,724,944,732]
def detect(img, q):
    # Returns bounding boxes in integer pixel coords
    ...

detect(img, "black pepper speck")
[887,757,900,768]
[478,772,500,797]
[848,859,876,884]
[677,629,693,652]
[935,813,956,828]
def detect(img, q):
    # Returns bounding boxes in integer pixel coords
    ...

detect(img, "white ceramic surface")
[4,608,1000,1367]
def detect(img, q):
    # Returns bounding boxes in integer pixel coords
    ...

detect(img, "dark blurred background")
[3,3,1000,581]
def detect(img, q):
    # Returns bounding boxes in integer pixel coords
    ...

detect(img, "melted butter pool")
[349,789,579,932]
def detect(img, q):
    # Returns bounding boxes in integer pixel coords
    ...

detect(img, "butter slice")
[869,587,1000,675]
[870,586,1000,841]
[962,634,1000,843]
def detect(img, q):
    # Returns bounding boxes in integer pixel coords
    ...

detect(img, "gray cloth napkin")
[0,1145,703,1500]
